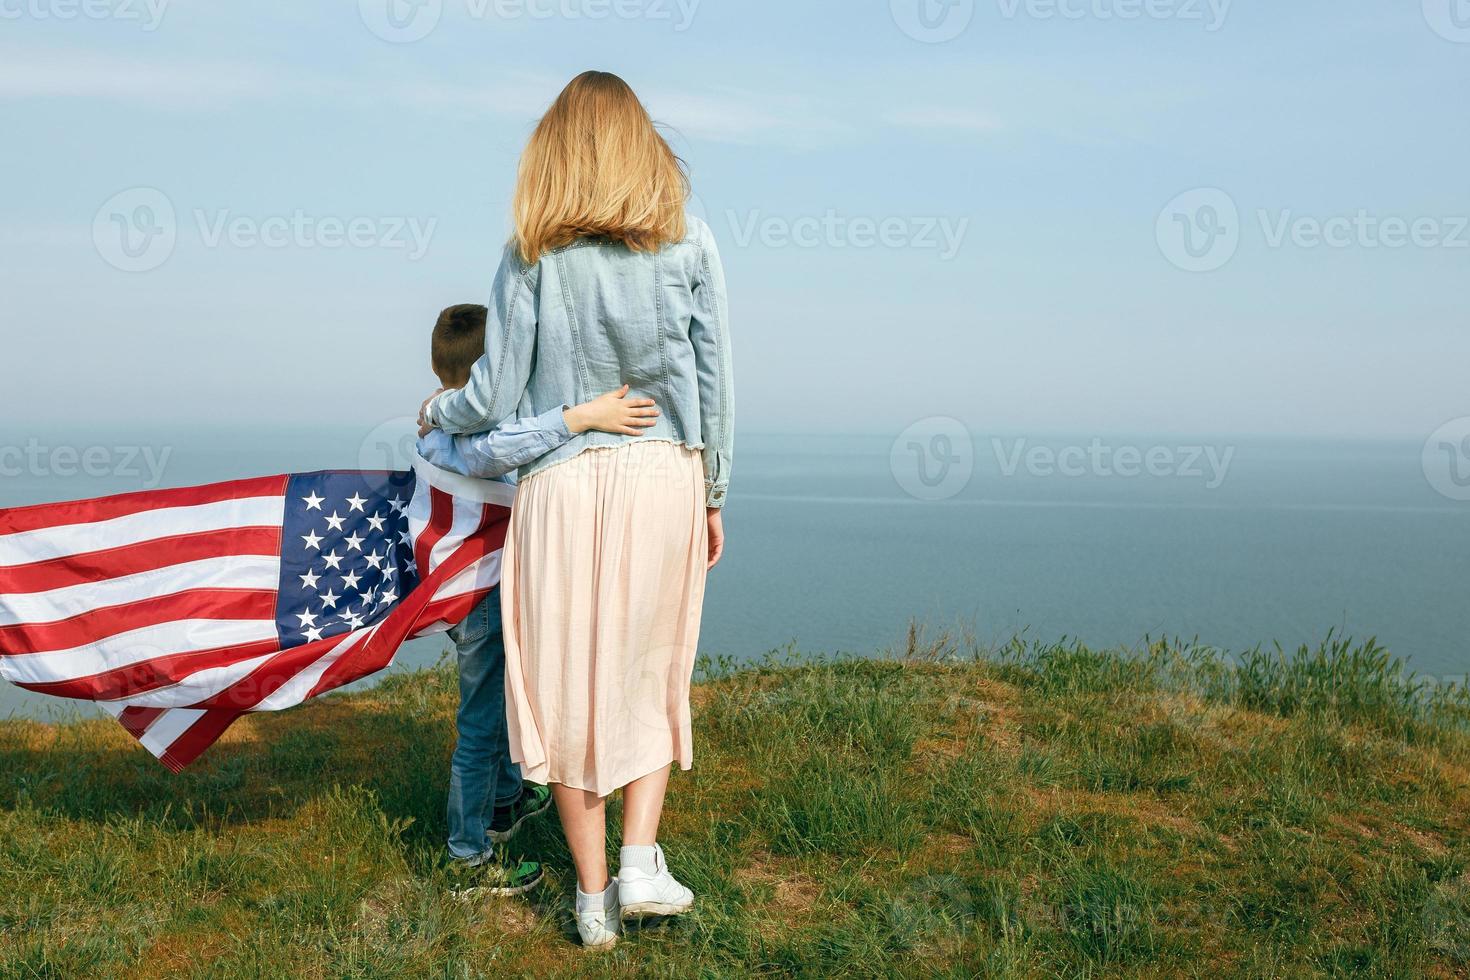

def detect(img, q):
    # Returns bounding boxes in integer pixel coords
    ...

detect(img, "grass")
[2,628,1470,977]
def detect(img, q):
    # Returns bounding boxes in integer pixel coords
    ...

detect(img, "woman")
[419,70,732,948]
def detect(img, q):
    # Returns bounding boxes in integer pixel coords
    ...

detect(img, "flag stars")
[303,626,324,642]
[319,588,341,609]
[296,609,319,629]
[299,569,321,590]
[302,491,325,511]
[302,530,324,551]
[366,512,387,532]
[341,569,363,591]
[324,511,346,532]
[346,492,368,513]
[322,550,344,570]
[344,532,365,553]
[365,550,385,571]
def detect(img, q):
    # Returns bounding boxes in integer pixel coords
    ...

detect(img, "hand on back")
[564,385,660,436]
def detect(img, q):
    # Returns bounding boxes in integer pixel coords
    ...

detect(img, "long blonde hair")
[512,71,689,264]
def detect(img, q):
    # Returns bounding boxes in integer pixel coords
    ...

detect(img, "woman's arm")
[453,388,660,478]
[689,221,734,510]
[423,245,540,436]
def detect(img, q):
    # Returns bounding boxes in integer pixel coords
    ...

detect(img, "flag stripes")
[0,459,514,771]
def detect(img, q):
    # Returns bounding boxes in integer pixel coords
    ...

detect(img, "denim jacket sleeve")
[426,244,539,436]
[690,221,734,508]
[452,405,572,479]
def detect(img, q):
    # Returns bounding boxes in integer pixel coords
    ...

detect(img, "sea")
[3,426,1467,721]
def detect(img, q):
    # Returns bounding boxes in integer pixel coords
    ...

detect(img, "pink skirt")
[500,440,709,798]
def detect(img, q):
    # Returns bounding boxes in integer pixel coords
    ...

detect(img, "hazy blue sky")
[2,0,1466,441]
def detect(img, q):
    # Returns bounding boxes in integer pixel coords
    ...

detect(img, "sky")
[1,0,1467,443]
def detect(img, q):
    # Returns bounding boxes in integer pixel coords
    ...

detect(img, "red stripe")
[118,705,164,738]
[119,500,513,771]
[413,588,495,636]
[0,475,288,535]
[0,588,278,655]
[413,487,453,585]
[14,637,281,701]
[175,628,358,712]
[158,709,246,774]
[0,527,282,594]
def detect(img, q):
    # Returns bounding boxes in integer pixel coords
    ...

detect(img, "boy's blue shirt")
[415,404,572,484]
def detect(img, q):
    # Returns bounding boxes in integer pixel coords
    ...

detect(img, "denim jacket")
[415,404,572,484]
[424,214,733,508]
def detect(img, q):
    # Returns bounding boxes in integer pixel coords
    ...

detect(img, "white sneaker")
[617,844,695,920]
[575,880,620,949]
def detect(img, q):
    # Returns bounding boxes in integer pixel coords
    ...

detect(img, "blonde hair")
[512,71,689,265]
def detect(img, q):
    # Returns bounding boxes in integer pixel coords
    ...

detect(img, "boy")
[417,303,659,894]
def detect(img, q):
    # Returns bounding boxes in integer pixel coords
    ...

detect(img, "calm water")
[3,427,1467,720]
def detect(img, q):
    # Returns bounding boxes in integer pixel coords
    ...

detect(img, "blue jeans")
[445,588,523,860]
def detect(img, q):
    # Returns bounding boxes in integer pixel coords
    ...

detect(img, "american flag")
[0,456,512,771]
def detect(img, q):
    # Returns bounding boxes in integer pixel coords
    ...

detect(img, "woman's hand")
[418,389,448,437]
[706,507,724,570]
[563,385,661,436]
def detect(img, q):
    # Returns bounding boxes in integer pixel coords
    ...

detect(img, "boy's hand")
[564,385,660,436]
[418,388,450,437]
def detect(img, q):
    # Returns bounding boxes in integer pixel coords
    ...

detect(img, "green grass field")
[3,629,1469,978]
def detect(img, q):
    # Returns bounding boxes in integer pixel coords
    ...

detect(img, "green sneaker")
[489,783,553,843]
[447,853,544,898]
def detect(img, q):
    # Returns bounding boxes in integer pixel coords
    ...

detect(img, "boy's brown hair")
[431,304,487,388]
